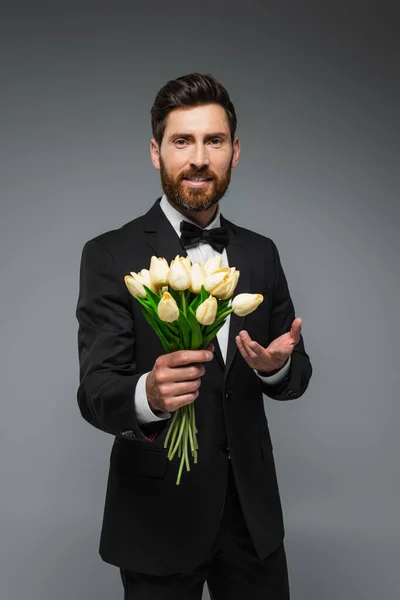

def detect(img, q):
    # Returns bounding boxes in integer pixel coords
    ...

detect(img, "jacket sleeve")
[258,239,313,400]
[75,238,167,442]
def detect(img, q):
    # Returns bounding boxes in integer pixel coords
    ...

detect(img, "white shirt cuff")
[134,372,171,425]
[254,355,292,385]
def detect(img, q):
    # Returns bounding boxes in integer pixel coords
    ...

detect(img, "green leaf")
[216,297,231,315]
[143,285,162,310]
[133,294,154,311]
[202,317,227,343]
[188,293,202,313]
[164,320,180,337]
[167,287,182,309]
[142,309,171,352]
[177,309,191,348]
[202,321,226,347]
[187,307,203,349]
[200,284,209,303]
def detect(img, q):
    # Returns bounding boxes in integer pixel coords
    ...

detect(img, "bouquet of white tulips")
[124,254,263,485]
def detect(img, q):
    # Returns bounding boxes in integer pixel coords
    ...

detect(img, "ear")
[231,135,241,168]
[150,138,161,170]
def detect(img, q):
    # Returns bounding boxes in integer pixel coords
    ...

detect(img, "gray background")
[1,2,398,598]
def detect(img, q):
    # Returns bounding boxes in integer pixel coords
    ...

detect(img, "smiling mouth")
[182,178,213,187]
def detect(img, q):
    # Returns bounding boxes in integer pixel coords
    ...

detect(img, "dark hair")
[151,73,237,146]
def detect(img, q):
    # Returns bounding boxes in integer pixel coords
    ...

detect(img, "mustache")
[180,171,214,180]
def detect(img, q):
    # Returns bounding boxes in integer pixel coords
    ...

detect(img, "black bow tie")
[180,220,229,253]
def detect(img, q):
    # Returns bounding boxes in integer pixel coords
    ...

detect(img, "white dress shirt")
[134,194,291,425]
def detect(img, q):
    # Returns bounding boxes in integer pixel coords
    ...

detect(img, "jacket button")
[220,440,230,457]
[225,390,233,400]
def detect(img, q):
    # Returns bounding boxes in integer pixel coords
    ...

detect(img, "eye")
[175,139,188,147]
[210,138,223,145]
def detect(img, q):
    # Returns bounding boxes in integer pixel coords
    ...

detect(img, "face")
[150,104,240,214]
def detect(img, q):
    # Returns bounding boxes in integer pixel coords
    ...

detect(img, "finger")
[165,378,202,397]
[164,364,206,382]
[235,334,253,362]
[290,317,302,343]
[168,348,213,367]
[236,331,257,360]
[244,337,265,357]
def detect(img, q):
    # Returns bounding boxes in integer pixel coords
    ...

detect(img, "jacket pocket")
[112,438,168,478]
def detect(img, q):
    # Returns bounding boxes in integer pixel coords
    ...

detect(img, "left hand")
[235,317,302,373]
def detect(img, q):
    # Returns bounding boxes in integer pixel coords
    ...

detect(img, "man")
[76,72,312,599]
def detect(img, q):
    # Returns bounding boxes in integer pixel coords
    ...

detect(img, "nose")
[189,144,210,169]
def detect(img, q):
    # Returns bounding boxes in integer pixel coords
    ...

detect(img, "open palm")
[235,317,302,373]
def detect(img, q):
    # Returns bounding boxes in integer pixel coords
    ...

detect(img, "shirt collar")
[160,193,221,238]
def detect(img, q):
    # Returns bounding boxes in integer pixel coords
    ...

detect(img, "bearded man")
[76,72,312,599]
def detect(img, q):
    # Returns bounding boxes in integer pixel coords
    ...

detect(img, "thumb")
[290,318,302,341]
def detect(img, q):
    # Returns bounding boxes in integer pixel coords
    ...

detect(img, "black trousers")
[120,461,290,599]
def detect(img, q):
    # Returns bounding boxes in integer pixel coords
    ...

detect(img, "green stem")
[191,402,198,450]
[164,410,179,449]
[176,451,185,485]
[181,289,187,317]
[215,307,233,322]
[188,409,197,463]
[184,409,190,471]
[169,411,186,461]
[187,406,195,456]
[167,413,180,459]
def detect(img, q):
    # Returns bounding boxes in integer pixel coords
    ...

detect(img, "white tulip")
[196,296,218,325]
[231,293,264,316]
[124,275,146,299]
[158,292,180,322]
[204,267,240,299]
[189,262,207,294]
[149,256,170,287]
[169,255,192,290]
[203,255,222,275]
[218,267,240,300]
[204,268,229,292]
[181,255,192,271]
[130,268,156,292]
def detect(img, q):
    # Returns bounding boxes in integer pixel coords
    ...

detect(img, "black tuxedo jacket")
[76,197,312,575]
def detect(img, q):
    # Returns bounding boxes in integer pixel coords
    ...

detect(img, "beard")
[159,154,233,212]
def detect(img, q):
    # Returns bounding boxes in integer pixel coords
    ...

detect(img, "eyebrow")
[168,132,229,142]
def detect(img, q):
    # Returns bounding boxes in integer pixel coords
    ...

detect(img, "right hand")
[146,343,215,414]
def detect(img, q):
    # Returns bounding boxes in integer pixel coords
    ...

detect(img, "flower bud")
[204,268,228,293]
[158,292,180,322]
[231,293,263,316]
[149,256,170,286]
[189,262,207,294]
[169,255,191,290]
[124,275,146,298]
[218,267,240,300]
[129,268,156,292]
[203,255,222,275]
[181,255,192,271]
[196,296,218,325]
[204,267,240,299]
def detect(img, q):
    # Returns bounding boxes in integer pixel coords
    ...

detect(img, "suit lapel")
[219,213,250,382]
[141,198,250,376]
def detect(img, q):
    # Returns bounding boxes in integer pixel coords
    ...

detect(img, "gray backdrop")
[1,2,398,599]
